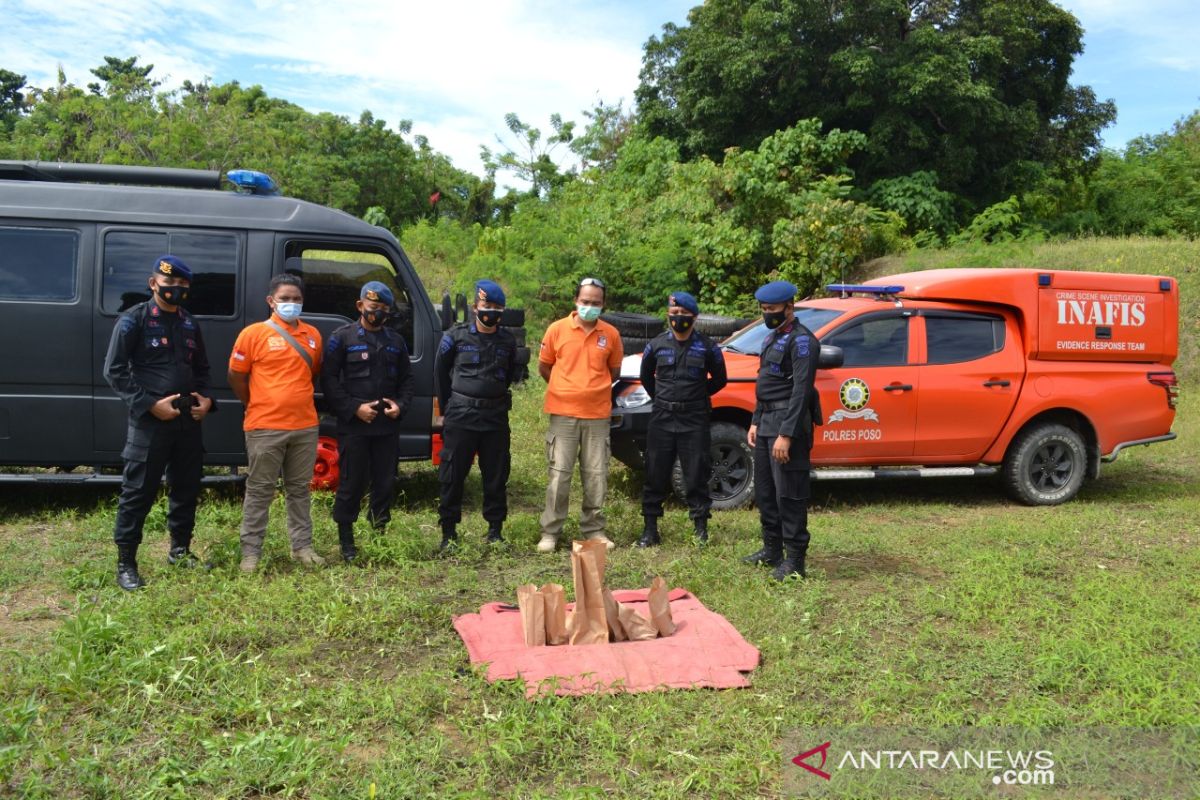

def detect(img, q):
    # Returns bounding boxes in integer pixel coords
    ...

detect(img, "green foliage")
[867,171,956,236]
[636,0,1115,214]
[482,113,577,199]
[950,196,1026,244]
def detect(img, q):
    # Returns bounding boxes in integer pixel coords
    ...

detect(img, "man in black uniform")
[104,255,215,591]
[435,279,517,551]
[741,280,821,580]
[321,281,414,562]
[636,291,727,547]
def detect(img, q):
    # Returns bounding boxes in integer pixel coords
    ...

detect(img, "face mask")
[668,314,694,334]
[763,311,787,330]
[476,308,502,329]
[576,304,602,322]
[156,285,188,306]
[363,308,389,328]
[275,302,303,322]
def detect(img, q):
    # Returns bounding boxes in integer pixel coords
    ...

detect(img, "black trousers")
[113,418,204,550]
[754,434,811,557]
[642,413,712,521]
[438,424,511,527]
[332,433,399,527]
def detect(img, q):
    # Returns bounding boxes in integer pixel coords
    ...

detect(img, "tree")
[636,0,1115,213]
[87,56,158,99]
[482,112,577,197]
[0,69,26,134]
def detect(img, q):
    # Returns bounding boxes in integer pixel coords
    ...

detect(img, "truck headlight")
[615,384,651,409]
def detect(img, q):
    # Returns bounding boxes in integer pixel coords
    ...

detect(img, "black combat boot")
[741,544,783,567]
[437,522,457,554]
[167,536,200,567]
[693,518,709,545]
[116,546,145,591]
[770,545,808,581]
[338,522,358,563]
[635,516,661,548]
[485,523,504,544]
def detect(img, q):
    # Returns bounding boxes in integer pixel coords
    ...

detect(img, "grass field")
[1,238,1197,798]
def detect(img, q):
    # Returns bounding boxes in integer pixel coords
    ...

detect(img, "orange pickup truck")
[610,268,1180,507]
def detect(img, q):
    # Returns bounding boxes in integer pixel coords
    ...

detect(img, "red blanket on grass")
[453,588,760,697]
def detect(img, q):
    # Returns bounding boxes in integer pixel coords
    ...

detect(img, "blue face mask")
[576,304,602,322]
[275,302,303,321]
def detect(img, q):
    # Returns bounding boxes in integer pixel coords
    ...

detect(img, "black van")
[0,161,443,483]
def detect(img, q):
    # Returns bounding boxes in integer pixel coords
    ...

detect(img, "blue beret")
[754,280,797,304]
[475,279,506,306]
[360,281,394,306]
[668,291,699,315]
[154,255,192,282]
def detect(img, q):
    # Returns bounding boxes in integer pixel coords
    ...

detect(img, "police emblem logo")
[308,338,316,349]
[366,290,379,301]
[150,339,159,347]
[477,287,487,301]
[840,378,869,410]
[158,260,173,275]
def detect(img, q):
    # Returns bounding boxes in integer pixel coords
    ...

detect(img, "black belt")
[451,391,509,409]
[759,400,791,411]
[653,398,709,412]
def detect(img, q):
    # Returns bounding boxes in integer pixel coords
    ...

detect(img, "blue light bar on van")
[225,169,279,196]
[826,284,905,297]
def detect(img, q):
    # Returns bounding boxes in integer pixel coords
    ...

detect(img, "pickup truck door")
[913,311,1024,459]
[813,312,918,461]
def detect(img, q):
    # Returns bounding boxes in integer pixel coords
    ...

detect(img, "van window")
[926,315,1004,364]
[825,317,908,366]
[283,244,414,350]
[102,230,239,316]
[0,227,78,301]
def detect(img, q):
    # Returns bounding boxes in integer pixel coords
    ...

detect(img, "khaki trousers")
[539,414,610,538]
[241,426,319,554]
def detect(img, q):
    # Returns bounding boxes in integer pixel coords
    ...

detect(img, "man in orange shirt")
[228,274,325,572]
[536,277,623,553]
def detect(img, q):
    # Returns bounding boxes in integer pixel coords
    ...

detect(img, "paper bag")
[601,588,628,642]
[616,601,659,641]
[566,540,609,645]
[540,583,568,646]
[516,584,546,647]
[647,576,676,637]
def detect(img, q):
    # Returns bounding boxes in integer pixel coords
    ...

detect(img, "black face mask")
[476,308,502,329]
[156,285,188,306]
[668,314,694,334]
[363,308,389,328]
[763,311,788,330]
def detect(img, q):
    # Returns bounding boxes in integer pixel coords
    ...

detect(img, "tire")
[512,363,530,384]
[693,313,751,338]
[622,336,651,357]
[509,327,526,347]
[454,292,468,324]
[500,307,525,327]
[600,311,664,338]
[439,293,454,331]
[1003,422,1087,506]
[671,421,754,511]
[514,346,531,366]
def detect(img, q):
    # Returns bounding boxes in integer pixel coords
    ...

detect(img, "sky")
[3,0,1199,184]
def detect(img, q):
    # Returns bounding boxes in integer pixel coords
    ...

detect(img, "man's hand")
[771,434,792,464]
[356,402,379,423]
[382,398,401,419]
[151,394,182,420]
[190,393,213,421]
[747,424,757,448]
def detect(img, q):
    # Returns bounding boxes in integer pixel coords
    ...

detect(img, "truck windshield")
[722,307,842,355]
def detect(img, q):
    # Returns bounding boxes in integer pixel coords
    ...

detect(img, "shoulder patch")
[438,334,454,355]
[118,315,137,335]
[326,335,341,354]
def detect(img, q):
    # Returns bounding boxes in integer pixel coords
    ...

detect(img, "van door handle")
[983,379,1011,388]
[884,383,913,392]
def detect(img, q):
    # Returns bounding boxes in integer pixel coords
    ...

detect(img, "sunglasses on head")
[579,277,606,290]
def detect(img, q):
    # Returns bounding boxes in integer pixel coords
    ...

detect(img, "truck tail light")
[1148,371,1179,409]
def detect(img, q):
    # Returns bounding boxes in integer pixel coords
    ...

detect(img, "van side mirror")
[818,344,843,369]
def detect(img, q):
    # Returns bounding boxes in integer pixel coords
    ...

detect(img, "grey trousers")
[539,414,610,538]
[241,426,319,554]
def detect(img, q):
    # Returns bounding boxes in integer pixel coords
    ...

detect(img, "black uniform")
[104,300,212,551]
[321,323,414,529]
[752,318,822,564]
[435,322,517,532]
[639,330,727,524]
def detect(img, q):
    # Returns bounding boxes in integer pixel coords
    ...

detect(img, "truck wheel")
[601,311,665,338]
[672,422,754,510]
[1003,422,1086,505]
[622,336,650,356]
[500,307,525,328]
[693,313,751,338]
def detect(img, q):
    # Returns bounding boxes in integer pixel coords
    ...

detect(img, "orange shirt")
[229,314,323,431]
[540,312,623,419]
